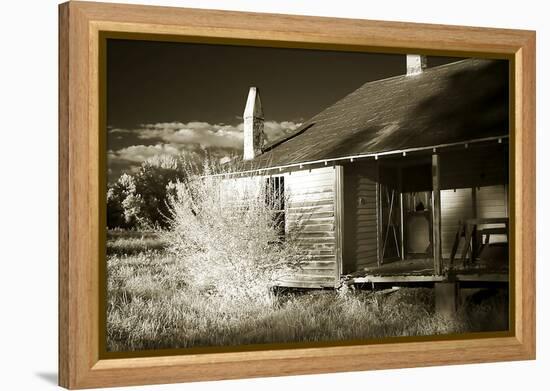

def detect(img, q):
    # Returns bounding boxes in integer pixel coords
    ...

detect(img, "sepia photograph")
[104,38,510,353]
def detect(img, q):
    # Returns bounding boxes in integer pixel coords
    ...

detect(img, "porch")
[340,142,509,284]
[346,256,508,285]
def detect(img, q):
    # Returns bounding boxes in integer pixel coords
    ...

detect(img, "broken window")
[265,176,285,240]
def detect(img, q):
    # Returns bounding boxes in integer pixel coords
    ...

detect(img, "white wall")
[0,0,546,390]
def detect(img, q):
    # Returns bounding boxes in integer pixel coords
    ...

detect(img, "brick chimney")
[243,86,265,160]
[406,54,427,76]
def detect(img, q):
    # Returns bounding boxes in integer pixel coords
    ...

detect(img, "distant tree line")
[107,155,185,230]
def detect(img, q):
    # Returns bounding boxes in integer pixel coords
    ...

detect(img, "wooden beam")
[435,282,458,316]
[350,275,446,284]
[455,273,509,282]
[349,273,509,285]
[209,135,509,178]
[399,167,405,260]
[334,165,345,284]
[471,186,477,218]
[432,154,443,275]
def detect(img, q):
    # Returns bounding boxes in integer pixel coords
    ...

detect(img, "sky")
[106,38,459,182]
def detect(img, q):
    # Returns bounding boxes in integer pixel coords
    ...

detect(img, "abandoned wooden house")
[226,55,510,298]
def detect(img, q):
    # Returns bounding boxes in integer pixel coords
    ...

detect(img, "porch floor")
[347,256,508,284]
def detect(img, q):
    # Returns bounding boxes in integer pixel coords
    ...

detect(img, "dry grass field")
[106,231,508,352]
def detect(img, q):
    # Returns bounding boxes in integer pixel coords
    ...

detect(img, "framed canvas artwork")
[59,1,536,388]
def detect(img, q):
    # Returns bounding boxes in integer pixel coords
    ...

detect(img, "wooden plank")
[272,281,325,289]
[398,167,405,260]
[293,269,338,276]
[441,188,473,258]
[288,206,334,215]
[342,161,378,274]
[455,273,509,282]
[286,199,334,208]
[351,275,446,283]
[435,282,458,315]
[298,224,335,232]
[287,211,335,220]
[432,154,443,275]
[295,231,335,238]
[376,161,382,266]
[278,275,337,283]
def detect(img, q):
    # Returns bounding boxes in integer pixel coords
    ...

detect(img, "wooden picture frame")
[59,1,536,389]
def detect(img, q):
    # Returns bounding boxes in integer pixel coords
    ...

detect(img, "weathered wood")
[283,166,338,288]
[334,165,344,280]
[343,161,379,273]
[435,282,458,316]
[286,199,334,208]
[471,186,478,218]
[449,221,463,266]
[441,188,473,258]
[400,194,405,260]
[351,275,446,283]
[455,273,509,282]
[376,161,383,267]
[432,154,443,275]
[351,273,509,284]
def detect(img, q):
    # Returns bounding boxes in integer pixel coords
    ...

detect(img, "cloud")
[109,120,301,152]
[264,120,301,142]
[142,122,245,150]
[108,128,132,134]
[107,120,302,181]
[108,144,182,165]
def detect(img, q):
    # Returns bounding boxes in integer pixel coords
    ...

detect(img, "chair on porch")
[449,217,509,268]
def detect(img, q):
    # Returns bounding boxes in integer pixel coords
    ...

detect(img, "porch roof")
[244,58,509,170]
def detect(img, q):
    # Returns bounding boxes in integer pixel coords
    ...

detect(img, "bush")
[162,159,308,308]
[107,173,140,229]
[107,155,184,229]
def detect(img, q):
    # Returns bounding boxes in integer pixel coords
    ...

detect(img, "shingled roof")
[248,58,509,169]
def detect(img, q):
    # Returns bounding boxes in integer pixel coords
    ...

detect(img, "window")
[265,176,285,239]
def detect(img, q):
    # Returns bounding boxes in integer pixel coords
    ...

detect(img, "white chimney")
[243,86,265,160]
[406,54,427,76]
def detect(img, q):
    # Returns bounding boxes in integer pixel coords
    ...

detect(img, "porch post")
[398,167,405,260]
[334,165,344,284]
[432,154,443,275]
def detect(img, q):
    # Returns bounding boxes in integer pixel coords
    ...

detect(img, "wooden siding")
[477,184,508,218]
[283,166,338,287]
[222,168,338,288]
[441,188,474,258]
[439,145,508,257]
[476,184,508,243]
[342,161,378,273]
[440,184,508,257]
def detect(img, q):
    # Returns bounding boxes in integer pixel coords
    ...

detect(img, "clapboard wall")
[477,184,508,218]
[342,161,379,273]
[441,188,474,258]
[439,144,508,257]
[222,167,338,288]
[283,166,339,288]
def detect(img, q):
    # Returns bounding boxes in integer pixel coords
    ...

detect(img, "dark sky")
[106,38,459,182]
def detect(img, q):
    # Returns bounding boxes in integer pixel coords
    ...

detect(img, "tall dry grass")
[106,231,508,352]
